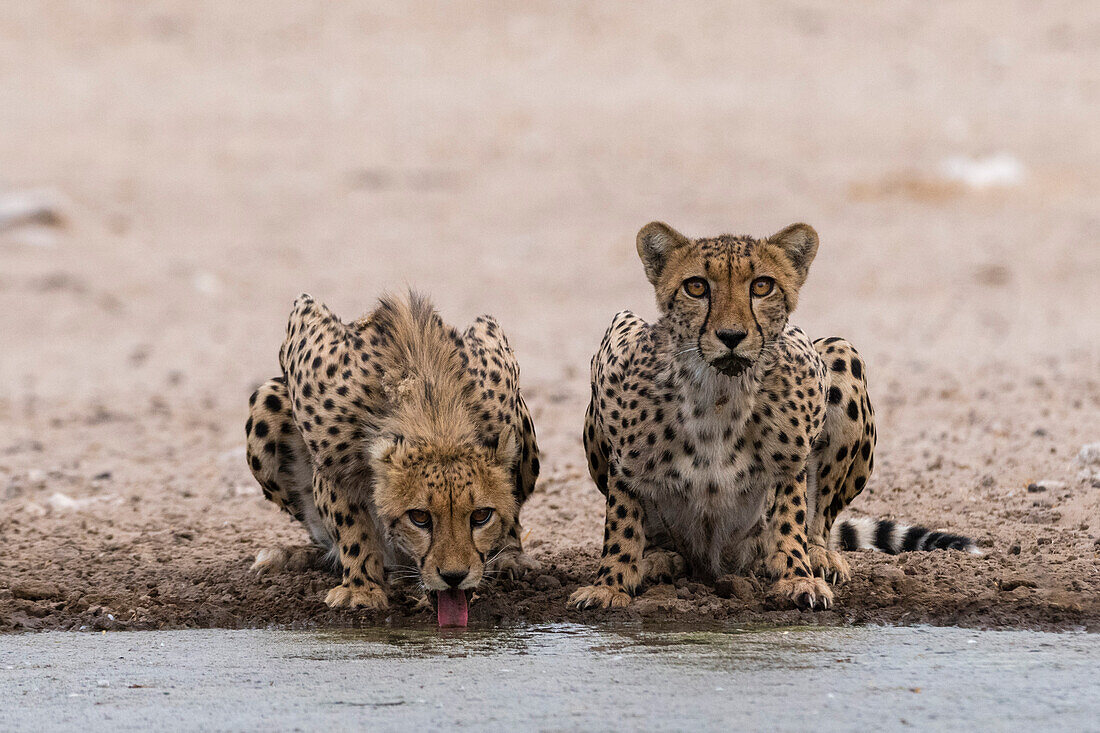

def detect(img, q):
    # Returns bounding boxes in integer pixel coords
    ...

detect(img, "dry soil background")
[1,2,1099,632]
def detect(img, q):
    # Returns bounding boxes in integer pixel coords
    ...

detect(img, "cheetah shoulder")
[593,310,651,381]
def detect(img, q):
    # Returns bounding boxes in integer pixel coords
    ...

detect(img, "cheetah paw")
[324,582,389,611]
[493,550,542,579]
[250,547,288,574]
[807,545,851,585]
[772,576,834,610]
[251,545,323,574]
[569,584,632,609]
[642,549,686,584]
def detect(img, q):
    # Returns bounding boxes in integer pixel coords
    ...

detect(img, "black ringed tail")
[831,517,981,555]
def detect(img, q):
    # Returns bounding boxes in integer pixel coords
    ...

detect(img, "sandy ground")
[1,2,1099,632]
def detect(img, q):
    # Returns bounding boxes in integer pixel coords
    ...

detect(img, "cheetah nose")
[439,569,469,588]
[716,329,747,350]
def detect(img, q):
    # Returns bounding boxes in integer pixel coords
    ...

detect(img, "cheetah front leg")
[763,468,833,609]
[312,473,389,611]
[569,467,645,609]
[806,339,876,585]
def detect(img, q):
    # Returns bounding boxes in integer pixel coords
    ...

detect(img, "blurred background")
[3,2,1098,407]
[1,2,1098,629]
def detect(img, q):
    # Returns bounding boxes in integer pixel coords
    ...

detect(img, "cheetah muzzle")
[710,352,753,377]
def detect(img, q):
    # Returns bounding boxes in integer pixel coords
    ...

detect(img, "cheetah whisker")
[483,548,509,568]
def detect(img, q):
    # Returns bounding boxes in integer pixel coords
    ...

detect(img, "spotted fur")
[571,222,974,611]
[246,292,540,610]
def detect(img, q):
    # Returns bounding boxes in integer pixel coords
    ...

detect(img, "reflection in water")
[288,622,850,670]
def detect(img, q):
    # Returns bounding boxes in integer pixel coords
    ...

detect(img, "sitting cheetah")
[571,222,975,610]
[245,292,540,626]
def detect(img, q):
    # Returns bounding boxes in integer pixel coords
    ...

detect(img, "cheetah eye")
[470,508,494,527]
[751,277,775,297]
[407,509,432,528]
[682,277,709,298]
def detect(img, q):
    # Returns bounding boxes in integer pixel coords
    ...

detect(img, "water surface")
[1,625,1097,731]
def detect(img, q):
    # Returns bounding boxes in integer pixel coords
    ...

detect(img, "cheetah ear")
[369,433,405,466]
[768,223,819,288]
[637,222,691,286]
[492,425,519,471]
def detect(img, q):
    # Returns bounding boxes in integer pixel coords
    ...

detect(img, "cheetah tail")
[830,517,982,556]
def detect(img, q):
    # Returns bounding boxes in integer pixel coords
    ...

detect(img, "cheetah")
[245,292,540,626]
[571,222,976,610]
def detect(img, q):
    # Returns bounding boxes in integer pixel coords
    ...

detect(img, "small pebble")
[11,581,62,601]
[532,574,561,591]
[1077,443,1100,467]
[713,575,755,600]
[999,576,1037,592]
[870,565,905,583]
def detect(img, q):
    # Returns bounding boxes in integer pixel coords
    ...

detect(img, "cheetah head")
[637,221,819,377]
[369,426,519,626]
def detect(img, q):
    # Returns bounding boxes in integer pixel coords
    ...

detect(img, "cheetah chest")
[623,384,769,576]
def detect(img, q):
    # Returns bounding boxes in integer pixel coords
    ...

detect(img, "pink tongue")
[437,588,468,628]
